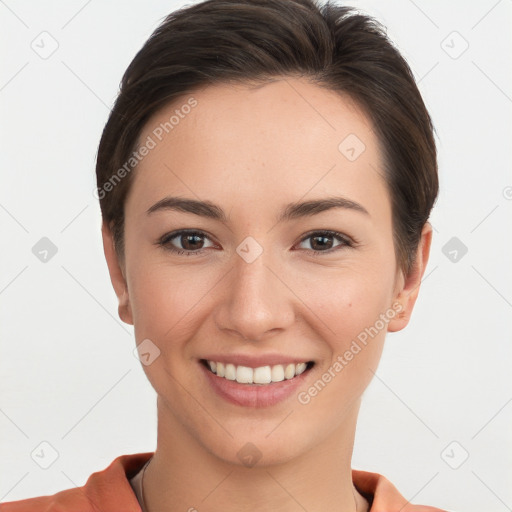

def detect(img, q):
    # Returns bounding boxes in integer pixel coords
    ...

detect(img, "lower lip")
[199,361,313,408]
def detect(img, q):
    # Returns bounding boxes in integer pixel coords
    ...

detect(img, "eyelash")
[156,229,356,257]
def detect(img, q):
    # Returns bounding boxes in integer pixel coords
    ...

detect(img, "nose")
[213,244,295,342]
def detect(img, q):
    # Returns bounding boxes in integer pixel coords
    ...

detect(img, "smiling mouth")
[200,359,315,385]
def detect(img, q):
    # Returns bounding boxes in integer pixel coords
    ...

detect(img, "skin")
[102,77,432,512]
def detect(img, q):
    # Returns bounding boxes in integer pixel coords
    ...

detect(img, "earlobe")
[101,221,134,325]
[387,222,433,333]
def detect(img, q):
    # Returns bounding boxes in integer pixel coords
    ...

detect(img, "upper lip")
[200,354,314,368]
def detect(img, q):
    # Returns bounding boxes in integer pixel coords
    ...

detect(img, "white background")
[1,1,511,510]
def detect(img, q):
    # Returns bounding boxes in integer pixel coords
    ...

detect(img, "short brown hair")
[96,0,438,277]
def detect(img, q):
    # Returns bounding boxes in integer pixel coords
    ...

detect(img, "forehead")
[127,77,389,220]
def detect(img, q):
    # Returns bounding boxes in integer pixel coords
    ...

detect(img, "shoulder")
[0,453,153,512]
[352,468,450,512]
[0,489,94,512]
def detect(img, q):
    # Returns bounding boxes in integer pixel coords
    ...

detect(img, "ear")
[387,222,433,332]
[101,221,133,325]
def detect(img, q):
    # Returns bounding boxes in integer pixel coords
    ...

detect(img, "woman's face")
[104,77,427,466]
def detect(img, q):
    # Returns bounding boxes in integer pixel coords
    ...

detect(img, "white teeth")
[205,360,310,384]
[225,363,236,380]
[236,365,253,384]
[253,366,272,384]
[295,362,307,375]
[271,364,285,382]
[284,363,295,380]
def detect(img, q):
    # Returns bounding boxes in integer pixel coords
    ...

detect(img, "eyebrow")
[146,195,369,222]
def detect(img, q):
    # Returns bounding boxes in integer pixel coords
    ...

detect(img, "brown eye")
[297,231,353,255]
[177,233,205,250]
[158,230,215,255]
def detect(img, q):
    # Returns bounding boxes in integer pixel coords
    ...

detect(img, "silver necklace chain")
[139,457,365,512]
[140,457,152,512]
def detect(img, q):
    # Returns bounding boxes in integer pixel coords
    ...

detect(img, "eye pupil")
[311,235,333,250]
[182,233,203,250]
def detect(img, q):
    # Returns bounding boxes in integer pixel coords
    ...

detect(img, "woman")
[2,0,448,510]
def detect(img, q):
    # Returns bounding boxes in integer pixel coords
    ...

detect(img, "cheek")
[127,261,211,346]
[297,266,394,393]
[127,263,211,398]
[307,266,394,346]
[295,276,390,420]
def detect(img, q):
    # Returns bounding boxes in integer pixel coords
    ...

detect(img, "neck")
[143,397,369,512]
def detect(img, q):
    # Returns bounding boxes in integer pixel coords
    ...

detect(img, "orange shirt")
[0,452,448,511]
